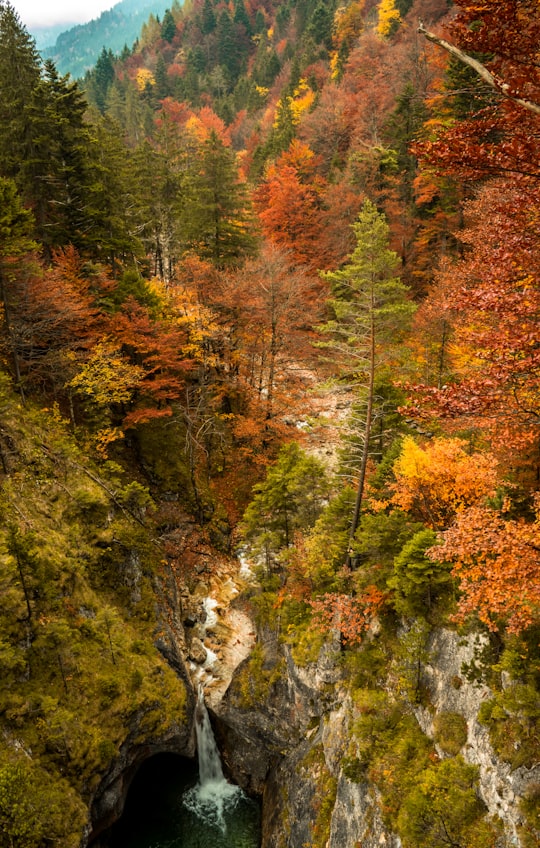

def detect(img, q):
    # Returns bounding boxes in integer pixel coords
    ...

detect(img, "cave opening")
[95,752,261,848]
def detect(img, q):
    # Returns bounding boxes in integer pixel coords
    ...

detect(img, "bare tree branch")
[418,20,540,116]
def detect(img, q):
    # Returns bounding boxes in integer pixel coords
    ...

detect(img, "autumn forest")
[0,0,539,844]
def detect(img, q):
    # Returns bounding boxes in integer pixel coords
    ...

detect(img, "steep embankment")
[212,622,540,848]
[0,378,191,846]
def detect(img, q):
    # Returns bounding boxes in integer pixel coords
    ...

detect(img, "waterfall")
[182,686,242,832]
[195,684,225,784]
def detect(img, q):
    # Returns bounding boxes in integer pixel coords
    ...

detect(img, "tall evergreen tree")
[181,131,258,267]
[31,62,95,255]
[0,7,104,258]
[154,55,171,100]
[320,200,415,565]
[85,47,116,113]
[84,117,145,269]
[201,0,216,34]
[0,177,36,395]
[233,0,252,36]
[0,2,41,184]
[216,9,244,84]
[161,9,177,42]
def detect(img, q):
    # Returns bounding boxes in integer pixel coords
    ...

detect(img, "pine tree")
[201,0,216,34]
[233,0,252,36]
[216,9,244,84]
[181,131,258,267]
[241,442,331,571]
[320,200,415,565]
[161,9,177,42]
[0,177,36,395]
[307,2,334,49]
[154,55,171,100]
[0,2,41,184]
[31,62,95,255]
[84,117,145,268]
[85,47,116,113]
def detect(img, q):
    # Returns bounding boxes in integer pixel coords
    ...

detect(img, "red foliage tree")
[6,247,108,395]
[309,585,388,645]
[111,297,194,427]
[404,178,540,480]
[416,0,540,180]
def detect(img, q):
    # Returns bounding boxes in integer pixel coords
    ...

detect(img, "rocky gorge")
[87,548,540,848]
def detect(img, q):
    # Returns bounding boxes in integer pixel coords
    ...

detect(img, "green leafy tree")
[397,756,497,848]
[242,442,331,572]
[320,199,415,565]
[304,486,356,591]
[0,759,86,848]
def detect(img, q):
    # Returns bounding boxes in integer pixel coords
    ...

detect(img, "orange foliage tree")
[254,140,328,270]
[110,296,194,427]
[389,436,499,530]
[218,242,320,422]
[428,498,540,634]
[309,585,388,645]
[404,178,540,481]
[416,0,540,181]
[5,246,108,396]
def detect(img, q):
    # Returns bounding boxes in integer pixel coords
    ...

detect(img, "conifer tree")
[0,2,41,184]
[0,177,36,395]
[201,0,216,34]
[161,9,177,42]
[85,47,116,113]
[181,130,258,267]
[320,199,415,565]
[241,442,331,572]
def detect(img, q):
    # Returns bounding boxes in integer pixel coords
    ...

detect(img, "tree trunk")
[0,269,25,402]
[346,298,375,568]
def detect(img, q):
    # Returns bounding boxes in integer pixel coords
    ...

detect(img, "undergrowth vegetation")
[0,379,187,845]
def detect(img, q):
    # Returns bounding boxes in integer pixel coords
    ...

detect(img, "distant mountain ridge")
[40,0,172,79]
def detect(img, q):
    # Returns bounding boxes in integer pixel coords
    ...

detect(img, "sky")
[13,0,115,29]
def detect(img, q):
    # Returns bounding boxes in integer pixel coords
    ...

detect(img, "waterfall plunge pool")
[100,690,261,848]
[103,752,261,848]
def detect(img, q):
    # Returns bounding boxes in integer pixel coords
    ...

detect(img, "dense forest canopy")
[0,0,539,843]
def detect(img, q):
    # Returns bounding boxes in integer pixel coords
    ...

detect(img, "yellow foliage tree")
[377,0,401,37]
[290,80,316,124]
[389,436,499,529]
[135,67,155,91]
[332,1,365,51]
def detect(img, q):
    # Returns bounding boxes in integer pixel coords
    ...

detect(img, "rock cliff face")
[213,624,540,848]
[415,628,540,847]
[86,634,196,847]
[215,631,401,848]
